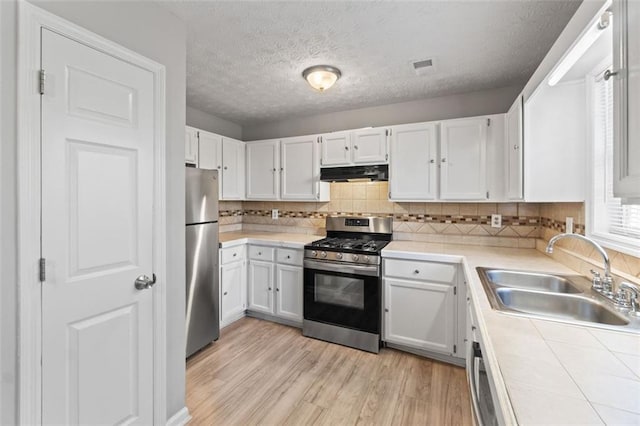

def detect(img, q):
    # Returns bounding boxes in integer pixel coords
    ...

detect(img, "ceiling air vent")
[412,58,435,76]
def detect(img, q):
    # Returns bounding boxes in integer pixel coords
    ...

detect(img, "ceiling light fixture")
[302,65,341,92]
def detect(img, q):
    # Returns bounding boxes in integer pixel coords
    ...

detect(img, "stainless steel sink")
[484,269,581,293]
[477,267,639,331]
[495,288,629,326]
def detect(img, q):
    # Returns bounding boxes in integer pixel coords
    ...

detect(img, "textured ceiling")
[159,0,581,126]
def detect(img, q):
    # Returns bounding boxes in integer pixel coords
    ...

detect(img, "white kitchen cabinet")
[281,136,324,200]
[275,264,303,322]
[383,258,458,356]
[320,131,352,166]
[613,0,640,200]
[221,137,245,200]
[248,259,275,315]
[506,95,524,200]
[352,128,388,164]
[389,122,438,201]
[440,117,488,200]
[220,260,246,327]
[185,126,199,165]
[246,140,280,200]
[198,129,222,172]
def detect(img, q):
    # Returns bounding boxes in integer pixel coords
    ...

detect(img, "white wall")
[243,85,522,141]
[0,1,18,424]
[17,0,188,421]
[187,105,243,140]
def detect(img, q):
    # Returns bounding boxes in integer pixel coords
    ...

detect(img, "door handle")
[134,273,156,290]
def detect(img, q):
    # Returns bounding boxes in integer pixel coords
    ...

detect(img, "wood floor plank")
[186,317,472,426]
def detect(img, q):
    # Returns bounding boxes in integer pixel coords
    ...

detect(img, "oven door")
[303,259,380,334]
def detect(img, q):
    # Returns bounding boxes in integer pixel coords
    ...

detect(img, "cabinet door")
[220,261,245,326]
[185,126,199,165]
[384,278,455,354]
[198,130,222,173]
[248,260,274,314]
[246,140,280,200]
[389,122,438,200]
[281,136,318,200]
[321,132,352,166]
[613,0,640,199]
[221,138,245,200]
[506,96,524,200]
[352,128,388,164]
[275,264,303,322]
[440,118,488,200]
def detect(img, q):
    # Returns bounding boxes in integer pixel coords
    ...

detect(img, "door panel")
[41,29,154,424]
[506,96,523,200]
[221,261,245,326]
[222,138,244,200]
[389,123,438,200]
[248,260,274,314]
[321,132,351,166]
[246,141,279,199]
[281,137,317,200]
[276,264,303,322]
[352,128,387,164]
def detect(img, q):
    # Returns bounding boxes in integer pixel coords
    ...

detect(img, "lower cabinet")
[247,246,303,324]
[220,260,246,327]
[383,258,459,356]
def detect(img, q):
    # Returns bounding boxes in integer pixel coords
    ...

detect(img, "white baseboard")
[167,407,191,426]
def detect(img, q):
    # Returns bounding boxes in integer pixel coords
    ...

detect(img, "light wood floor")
[186,317,472,426]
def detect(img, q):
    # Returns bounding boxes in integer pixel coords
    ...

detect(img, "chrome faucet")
[546,233,614,294]
[618,282,640,316]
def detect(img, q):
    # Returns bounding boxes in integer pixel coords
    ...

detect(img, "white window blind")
[592,72,640,247]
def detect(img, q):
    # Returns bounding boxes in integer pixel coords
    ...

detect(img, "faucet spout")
[545,233,611,279]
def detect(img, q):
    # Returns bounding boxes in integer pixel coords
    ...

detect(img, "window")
[589,67,640,256]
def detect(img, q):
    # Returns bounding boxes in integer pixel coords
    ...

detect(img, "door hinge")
[388,191,391,199]
[454,286,457,295]
[385,153,388,161]
[486,191,490,199]
[453,344,457,354]
[39,69,46,95]
[39,258,46,282]
[487,118,491,127]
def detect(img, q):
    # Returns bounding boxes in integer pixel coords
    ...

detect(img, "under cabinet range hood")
[320,164,389,182]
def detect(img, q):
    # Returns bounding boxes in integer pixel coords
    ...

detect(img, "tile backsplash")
[219,183,639,280]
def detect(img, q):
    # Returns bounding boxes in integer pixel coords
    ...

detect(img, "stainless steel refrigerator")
[185,167,219,357]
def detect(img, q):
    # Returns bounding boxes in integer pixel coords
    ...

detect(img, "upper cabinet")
[320,127,388,167]
[246,140,280,200]
[613,0,640,200]
[184,126,245,200]
[440,117,489,200]
[505,95,524,200]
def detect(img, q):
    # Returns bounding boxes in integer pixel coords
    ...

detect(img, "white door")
[185,126,199,165]
[246,140,280,199]
[506,97,524,200]
[352,128,388,164]
[281,136,318,200]
[221,137,245,200]
[275,264,303,322]
[248,260,275,314]
[321,131,352,166]
[41,29,155,424]
[440,117,488,200]
[384,278,455,354]
[220,261,245,326]
[198,129,222,171]
[389,122,438,200]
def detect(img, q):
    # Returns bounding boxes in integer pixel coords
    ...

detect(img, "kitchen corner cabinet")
[613,0,640,200]
[275,264,303,322]
[198,130,222,172]
[221,137,245,200]
[220,245,247,328]
[383,258,457,355]
[246,140,280,200]
[505,95,524,200]
[389,122,438,201]
[320,128,388,167]
[185,126,199,165]
[248,259,275,314]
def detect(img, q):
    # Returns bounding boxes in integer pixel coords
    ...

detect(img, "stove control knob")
[320,251,327,258]
[311,250,317,257]
[352,254,359,261]
[363,255,370,263]
[336,253,343,259]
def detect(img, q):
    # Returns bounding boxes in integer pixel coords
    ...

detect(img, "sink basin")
[495,288,629,326]
[484,269,581,294]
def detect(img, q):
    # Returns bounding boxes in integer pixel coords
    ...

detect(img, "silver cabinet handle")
[258,251,262,255]
[268,287,272,291]
[272,168,276,172]
[344,146,349,151]
[441,158,446,163]
[134,273,156,290]
[224,166,228,170]
[223,291,228,296]
[354,145,358,150]
[514,145,519,150]
[217,165,221,169]
[429,159,435,163]
[287,255,291,259]
[233,253,237,257]
[276,287,280,292]
[414,269,420,274]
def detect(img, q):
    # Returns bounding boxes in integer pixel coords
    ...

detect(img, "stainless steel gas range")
[302,216,392,353]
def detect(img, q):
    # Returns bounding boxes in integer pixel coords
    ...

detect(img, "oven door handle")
[304,259,379,277]
[467,341,483,426]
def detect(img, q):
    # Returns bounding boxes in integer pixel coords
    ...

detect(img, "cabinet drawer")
[221,245,244,265]
[276,248,303,266]
[249,245,275,262]
[384,259,456,283]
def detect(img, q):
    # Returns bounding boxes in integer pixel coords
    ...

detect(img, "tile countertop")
[382,241,640,426]
[218,231,322,249]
